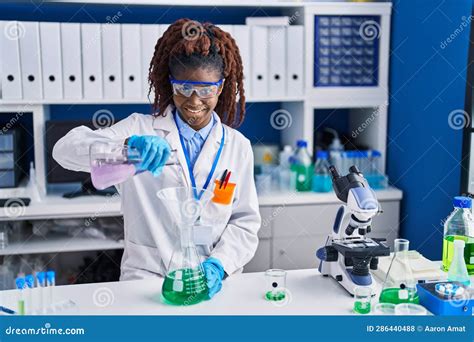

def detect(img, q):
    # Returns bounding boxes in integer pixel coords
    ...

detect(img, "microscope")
[316,165,390,295]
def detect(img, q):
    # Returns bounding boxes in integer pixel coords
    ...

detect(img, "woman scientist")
[53,19,261,299]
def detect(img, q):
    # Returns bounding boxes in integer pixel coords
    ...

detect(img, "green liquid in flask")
[162,268,208,305]
[265,290,286,301]
[379,288,419,305]
[353,301,371,314]
[442,235,474,274]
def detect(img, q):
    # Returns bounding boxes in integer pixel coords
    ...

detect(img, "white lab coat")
[52,104,261,280]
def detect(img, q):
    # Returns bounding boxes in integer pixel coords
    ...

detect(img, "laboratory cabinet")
[244,200,400,272]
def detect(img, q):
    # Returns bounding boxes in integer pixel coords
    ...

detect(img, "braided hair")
[148,18,246,127]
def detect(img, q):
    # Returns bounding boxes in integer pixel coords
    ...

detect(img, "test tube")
[24,274,34,315]
[36,271,46,314]
[15,277,25,315]
[46,270,55,311]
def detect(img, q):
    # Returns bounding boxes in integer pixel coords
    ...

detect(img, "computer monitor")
[45,120,115,198]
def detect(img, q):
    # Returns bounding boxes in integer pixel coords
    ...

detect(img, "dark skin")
[172,67,224,131]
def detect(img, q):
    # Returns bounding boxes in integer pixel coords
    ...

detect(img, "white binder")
[19,21,43,100]
[218,25,233,36]
[60,22,82,99]
[101,24,122,99]
[250,25,268,98]
[140,24,160,95]
[81,23,103,99]
[0,21,23,99]
[121,24,142,99]
[286,25,304,97]
[268,26,286,98]
[232,25,250,100]
[39,22,63,100]
[159,24,170,36]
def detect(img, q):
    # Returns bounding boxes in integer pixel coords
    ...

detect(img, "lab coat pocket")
[212,180,236,205]
[123,240,165,278]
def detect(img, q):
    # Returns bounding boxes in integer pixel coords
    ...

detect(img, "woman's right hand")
[127,135,171,177]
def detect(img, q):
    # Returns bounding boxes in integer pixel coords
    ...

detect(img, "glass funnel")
[379,239,419,304]
[156,187,214,305]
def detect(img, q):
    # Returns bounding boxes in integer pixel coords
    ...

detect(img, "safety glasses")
[169,76,224,99]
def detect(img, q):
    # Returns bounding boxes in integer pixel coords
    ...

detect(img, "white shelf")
[258,186,403,206]
[0,193,122,221]
[0,233,124,256]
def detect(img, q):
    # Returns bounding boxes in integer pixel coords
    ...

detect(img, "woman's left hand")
[202,257,225,299]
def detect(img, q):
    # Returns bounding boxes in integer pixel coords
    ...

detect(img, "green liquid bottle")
[441,197,474,274]
[162,268,208,306]
[291,140,313,192]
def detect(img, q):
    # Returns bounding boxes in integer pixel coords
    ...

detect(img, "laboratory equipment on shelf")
[316,165,390,295]
[0,262,14,290]
[278,145,296,192]
[264,269,287,301]
[291,140,313,192]
[353,286,372,314]
[325,128,344,173]
[417,281,474,316]
[379,239,419,305]
[0,223,9,249]
[312,150,332,193]
[156,187,212,306]
[442,196,474,274]
[447,240,470,286]
[365,150,388,190]
[90,141,178,190]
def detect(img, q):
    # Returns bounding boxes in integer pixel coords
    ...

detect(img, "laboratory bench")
[0,268,380,315]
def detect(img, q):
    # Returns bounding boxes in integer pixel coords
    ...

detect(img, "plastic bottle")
[312,151,332,193]
[0,223,9,250]
[365,150,388,189]
[290,140,313,192]
[278,145,296,192]
[27,162,42,202]
[442,196,474,274]
[447,240,471,286]
[326,128,344,172]
[0,263,14,290]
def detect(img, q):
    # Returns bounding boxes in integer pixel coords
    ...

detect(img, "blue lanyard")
[174,112,225,200]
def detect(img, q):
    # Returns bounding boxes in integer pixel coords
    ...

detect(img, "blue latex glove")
[202,257,225,299]
[127,135,171,177]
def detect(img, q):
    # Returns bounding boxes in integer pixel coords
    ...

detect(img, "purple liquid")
[91,161,137,190]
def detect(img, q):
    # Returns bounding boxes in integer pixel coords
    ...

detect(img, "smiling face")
[172,68,223,131]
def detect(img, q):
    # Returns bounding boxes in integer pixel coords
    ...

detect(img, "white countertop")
[1,269,379,315]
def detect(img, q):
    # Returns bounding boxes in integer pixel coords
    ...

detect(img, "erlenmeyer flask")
[156,187,214,305]
[90,141,178,190]
[379,239,420,304]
